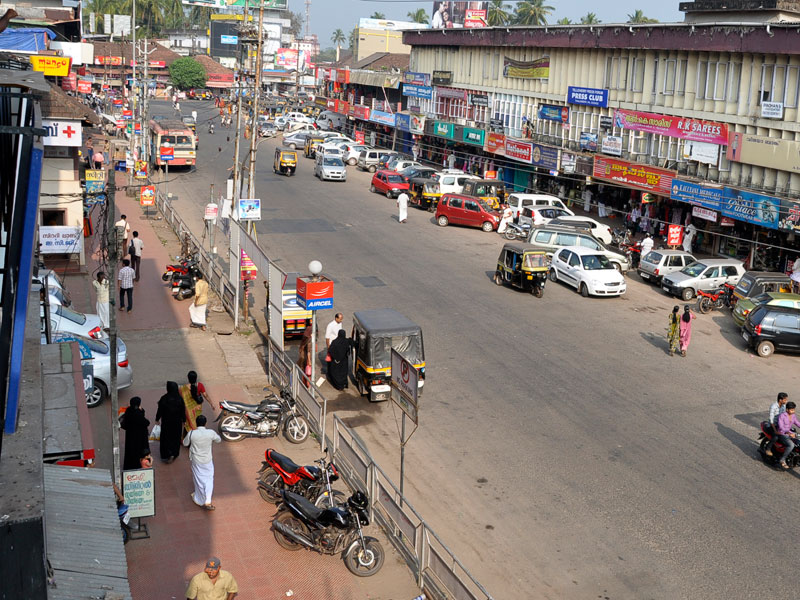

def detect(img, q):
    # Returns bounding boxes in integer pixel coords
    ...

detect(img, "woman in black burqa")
[155,381,185,463]
[120,396,150,471]
[326,329,353,391]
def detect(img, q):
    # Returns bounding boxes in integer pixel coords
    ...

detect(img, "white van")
[317,111,346,131]
[436,172,480,196]
[507,193,569,219]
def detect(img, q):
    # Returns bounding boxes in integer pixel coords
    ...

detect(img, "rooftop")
[38,80,100,124]
[90,40,180,66]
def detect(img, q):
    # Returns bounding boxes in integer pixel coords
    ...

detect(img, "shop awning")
[207,81,232,88]
[347,70,401,89]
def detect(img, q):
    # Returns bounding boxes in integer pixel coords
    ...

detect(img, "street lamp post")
[308,259,322,385]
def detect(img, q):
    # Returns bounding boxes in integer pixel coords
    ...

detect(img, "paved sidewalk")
[63,176,419,600]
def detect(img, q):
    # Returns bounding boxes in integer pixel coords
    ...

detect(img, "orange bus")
[148,119,196,167]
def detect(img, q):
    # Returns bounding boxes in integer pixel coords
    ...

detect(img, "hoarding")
[42,119,82,147]
[593,157,675,195]
[403,84,433,99]
[614,109,728,146]
[431,2,488,28]
[503,56,549,80]
[567,86,609,108]
[601,135,622,156]
[30,55,71,77]
[727,131,800,174]
[538,104,568,123]
[721,188,779,229]
[669,180,723,210]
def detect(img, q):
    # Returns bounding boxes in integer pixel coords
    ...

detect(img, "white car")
[519,206,575,227]
[341,143,369,165]
[285,111,313,124]
[43,303,105,339]
[549,246,627,297]
[388,159,422,173]
[548,216,613,245]
[314,155,347,181]
[317,143,344,158]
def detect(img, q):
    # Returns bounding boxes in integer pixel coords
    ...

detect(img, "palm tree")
[556,17,572,25]
[512,0,554,26]
[370,12,386,19]
[188,5,212,28]
[487,0,512,26]
[407,8,429,24]
[627,9,658,23]
[580,12,601,24]
[331,28,345,61]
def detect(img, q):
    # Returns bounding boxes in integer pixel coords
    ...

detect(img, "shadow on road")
[639,330,670,355]
[711,313,748,353]
[715,421,760,462]
[733,411,766,430]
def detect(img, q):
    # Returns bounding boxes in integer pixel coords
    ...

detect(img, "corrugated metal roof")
[44,465,132,600]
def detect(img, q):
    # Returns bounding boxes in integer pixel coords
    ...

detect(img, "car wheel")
[481,221,494,232]
[681,287,694,301]
[386,189,392,198]
[369,184,376,193]
[368,165,376,173]
[757,340,775,358]
[549,269,558,282]
[437,215,448,227]
[87,379,108,408]
[580,282,590,298]
[348,158,357,166]
[613,262,622,272]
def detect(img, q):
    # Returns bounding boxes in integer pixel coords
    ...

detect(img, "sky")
[288,0,685,50]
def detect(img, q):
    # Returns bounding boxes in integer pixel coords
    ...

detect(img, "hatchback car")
[370,170,410,198]
[519,206,574,228]
[436,194,501,232]
[342,143,369,165]
[398,165,438,182]
[547,216,612,245]
[742,304,800,357]
[386,159,422,173]
[357,149,390,172]
[549,246,627,297]
[527,225,630,271]
[379,152,410,170]
[661,258,746,301]
[282,131,311,150]
[43,303,105,340]
[732,292,800,327]
[637,249,696,285]
[314,155,346,181]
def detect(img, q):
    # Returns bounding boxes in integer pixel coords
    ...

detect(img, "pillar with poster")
[240,250,258,321]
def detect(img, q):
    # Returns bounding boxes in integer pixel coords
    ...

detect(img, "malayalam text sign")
[42,119,82,147]
[593,157,674,195]
[140,185,155,206]
[614,109,728,146]
[122,468,155,518]
[39,226,83,254]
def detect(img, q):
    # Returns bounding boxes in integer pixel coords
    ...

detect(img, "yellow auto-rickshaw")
[408,178,442,212]
[461,179,507,210]
[303,135,326,158]
[273,149,297,176]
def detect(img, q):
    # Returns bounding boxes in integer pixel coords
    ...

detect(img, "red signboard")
[61,73,77,92]
[354,130,365,144]
[504,138,533,163]
[353,105,370,121]
[667,224,684,246]
[592,157,675,195]
[77,80,92,93]
[335,69,349,84]
[122,109,132,120]
[207,73,234,82]
[327,98,336,110]
[296,277,334,310]
[148,60,166,68]
[487,133,505,155]
[95,56,123,66]
[140,185,155,206]
[337,101,349,115]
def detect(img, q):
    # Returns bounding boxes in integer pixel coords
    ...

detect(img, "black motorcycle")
[758,420,800,469]
[216,387,309,444]
[257,448,344,507]
[272,490,385,577]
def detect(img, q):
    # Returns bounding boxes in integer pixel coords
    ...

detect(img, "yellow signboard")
[30,55,72,77]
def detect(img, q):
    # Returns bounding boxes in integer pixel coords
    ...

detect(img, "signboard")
[140,185,155,206]
[204,203,219,220]
[403,71,431,86]
[296,277,334,310]
[220,35,238,44]
[530,143,559,170]
[692,205,718,223]
[134,160,147,179]
[39,226,83,254]
[503,56,549,79]
[761,101,784,119]
[149,60,166,68]
[396,113,411,132]
[434,121,455,139]
[727,131,800,174]
[354,130,365,144]
[614,109,728,146]
[370,110,396,127]
[122,109,132,120]
[353,105,370,121]
[159,146,174,161]
[122,468,155,518]
[538,104,569,123]
[409,114,425,134]
[390,348,419,422]
[432,70,452,85]
[667,224,684,246]
[682,140,719,165]
[669,180,723,210]
[238,198,261,221]
[600,115,614,132]
[567,86,609,108]
[780,198,800,232]
[436,86,467,101]
[469,93,489,107]
[505,138,533,163]
[85,169,105,195]
[77,79,92,93]
[432,2,488,28]
[721,188,779,229]
[593,157,675,195]
[61,73,77,92]
[240,250,257,280]
[579,132,598,152]
[42,119,81,147]
[601,135,622,156]
[31,55,72,76]
[462,127,485,146]
[486,132,505,154]
[403,84,433,99]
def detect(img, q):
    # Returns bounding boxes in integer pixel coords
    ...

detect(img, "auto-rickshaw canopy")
[353,309,424,369]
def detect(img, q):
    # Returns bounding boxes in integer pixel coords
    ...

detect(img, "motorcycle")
[171,273,197,301]
[611,227,632,248]
[257,448,344,507]
[619,240,643,269]
[215,387,309,444]
[696,282,736,314]
[161,253,198,282]
[757,420,800,468]
[272,489,385,577]
[208,123,215,134]
[501,221,530,241]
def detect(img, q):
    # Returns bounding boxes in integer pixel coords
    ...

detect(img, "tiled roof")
[193,54,233,76]
[353,52,409,72]
[90,40,181,65]
[38,81,100,124]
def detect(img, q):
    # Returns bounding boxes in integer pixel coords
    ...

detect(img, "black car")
[399,166,438,182]
[742,304,800,358]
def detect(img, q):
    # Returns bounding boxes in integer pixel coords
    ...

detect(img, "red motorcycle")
[257,448,344,507]
[161,253,198,282]
[758,421,800,469]
[696,282,736,313]
[619,241,643,269]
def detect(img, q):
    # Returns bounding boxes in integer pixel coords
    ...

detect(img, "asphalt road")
[158,100,796,600]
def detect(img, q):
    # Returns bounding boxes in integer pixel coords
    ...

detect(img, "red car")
[435,194,501,232]
[370,170,410,199]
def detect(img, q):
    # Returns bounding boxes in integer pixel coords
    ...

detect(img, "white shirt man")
[397,192,409,223]
[115,215,130,255]
[640,234,654,257]
[325,313,344,348]
[183,416,222,510]
[683,223,697,253]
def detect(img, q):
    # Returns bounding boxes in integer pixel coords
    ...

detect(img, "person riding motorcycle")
[774,400,800,469]
[497,203,513,235]
[208,122,215,134]
[765,392,789,458]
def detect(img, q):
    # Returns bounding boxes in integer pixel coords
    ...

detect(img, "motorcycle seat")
[224,400,262,411]
[268,449,303,474]
[283,489,325,520]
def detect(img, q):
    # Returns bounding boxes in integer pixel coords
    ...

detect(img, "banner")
[614,109,728,146]
[409,114,425,134]
[567,86,609,108]
[432,70,452,85]
[122,469,155,518]
[403,71,431,86]
[503,56,549,79]
[579,132,597,152]
[721,188,779,229]
[433,121,454,139]
[486,132,505,154]
[531,143,558,170]
[370,110,396,127]
[727,131,800,174]
[134,160,147,179]
[593,157,675,195]
[462,127,485,146]
[403,84,433,99]
[42,119,82,147]
[39,226,83,254]
[779,198,800,232]
[396,113,411,132]
[140,185,155,206]
[601,135,622,156]
[505,138,533,163]
[431,2,488,28]
[436,86,467,101]
[670,180,723,210]
[538,104,568,123]
[31,55,71,76]
[667,224,684,246]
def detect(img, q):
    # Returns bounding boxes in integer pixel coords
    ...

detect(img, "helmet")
[348,491,369,511]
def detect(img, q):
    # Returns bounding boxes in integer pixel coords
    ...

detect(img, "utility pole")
[128,0,137,185]
[106,171,121,489]
[246,0,264,241]
[142,39,148,164]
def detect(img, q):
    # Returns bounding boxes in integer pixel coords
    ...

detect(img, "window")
[724,266,740,277]
[697,61,739,101]
[534,231,553,243]
[568,252,581,268]
[558,249,570,262]
[664,59,676,95]
[556,233,578,246]
[492,52,500,80]
[604,56,630,90]
[631,58,645,92]
[702,267,720,278]
[774,314,800,329]
[677,59,688,95]
[465,201,480,212]
[449,198,463,209]
[669,256,684,267]
[761,63,800,108]
[578,237,601,250]
[697,61,708,98]
[504,251,515,268]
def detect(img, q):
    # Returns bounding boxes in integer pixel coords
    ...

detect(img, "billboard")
[210,21,240,58]
[275,48,307,71]
[359,18,430,30]
[431,2,488,28]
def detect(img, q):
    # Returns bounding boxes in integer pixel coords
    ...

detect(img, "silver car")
[638,249,696,285]
[315,155,347,181]
[660,258,746,301]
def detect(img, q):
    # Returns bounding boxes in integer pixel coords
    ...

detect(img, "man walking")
[186,557,238,600]
[397,191,409,224]
[183,415,221,510]
[115,214,130,257]
[325,313,344,349]
[118,259,135,312]
[130,231,144,281]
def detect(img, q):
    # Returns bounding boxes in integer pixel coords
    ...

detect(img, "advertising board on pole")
[390,348,419,423]
[122,468,156,518]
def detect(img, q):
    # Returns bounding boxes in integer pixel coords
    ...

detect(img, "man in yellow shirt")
[186,557,237,600]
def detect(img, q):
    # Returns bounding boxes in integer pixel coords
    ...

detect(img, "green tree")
[556,17,572,25]
[188,6,212,28]
[288,11,304,37]
[407,8,429,23]
[169,56,207,90]
[580,12,601,24]
[627,9,658,23]
[331,28,345,47]
[512,0,554,26]
[370,12,386,19]
[487,0,512,26]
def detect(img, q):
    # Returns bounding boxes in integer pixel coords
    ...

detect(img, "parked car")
[527,225,630,271]
[519,206,574,228]
[342,143,369,165]
[732,271,792,303]
[549,246,627,297]
[398,165,438,182]
[436,172,480,196]
[386,158,422,173]
[742,304,800,358]
[660,258,746,301]
[43,303,105,340]
[637,249,696,285]
[370,170,410,198]
[316,143,344,158]
[357,149,388,172]
[314,154,347,181]
[33,269,71,306]
[46,331,133,407]
[435,194,501,232]
[284,122,318,135]
[282,131,312,150]
[732,292,800,326]
[506,193,569,220]
[547,216,611,245]
[285,112,314,124]
[379,152,409,170]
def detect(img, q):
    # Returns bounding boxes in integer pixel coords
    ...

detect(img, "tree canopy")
[513,0,554,26]
[627,10,659,23]
[168,57,207,90]
[580,12,601,24]
[407,8,428,23]
[487,0,512,26]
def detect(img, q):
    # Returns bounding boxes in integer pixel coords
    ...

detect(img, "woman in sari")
[667,305,680,356]
[679,305,696,357]
[327,330,353,391]
[180,370,210,435]
[155,381,185,463]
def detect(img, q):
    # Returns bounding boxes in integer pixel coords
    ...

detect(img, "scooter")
[257,448,343,507]
[696,283,736,313]
[620,240,643,269]
[501,221,531,241]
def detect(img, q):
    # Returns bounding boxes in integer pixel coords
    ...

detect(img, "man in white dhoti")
[92,272,110,329]
[497,204,514,234]
[582,187,593,213]
[189,273,209,330]
[683,223,697,253]
[397,192,409,223]
[183,414,221,510]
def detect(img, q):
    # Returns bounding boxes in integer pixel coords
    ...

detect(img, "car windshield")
[752,293,774,305]
[681,262,708,277]
[581,254,613,270]
[323,157,344,166]
[55,304,87,325]
[643,251,663,264]
[475,199,492,211]
[386,174,404,183]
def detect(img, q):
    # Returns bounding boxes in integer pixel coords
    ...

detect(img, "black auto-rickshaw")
[408,178,442,211]
[494,243,550,297]
[273,149,297,175]
[461,179,507,210]
[351,309,425,402]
